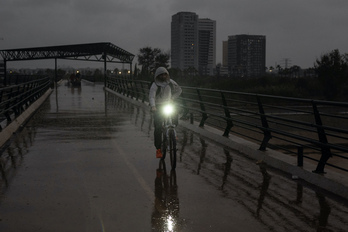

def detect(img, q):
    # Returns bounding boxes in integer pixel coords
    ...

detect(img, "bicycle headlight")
[163,104,174,116]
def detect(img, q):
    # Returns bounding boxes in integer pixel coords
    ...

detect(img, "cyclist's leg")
[153,111,163,150]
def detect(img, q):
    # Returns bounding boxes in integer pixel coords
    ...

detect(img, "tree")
[137,47,170,77]
[276,65,283,76]
[314,49,348,100]
[154,52,170,70]
[133,63,138,77]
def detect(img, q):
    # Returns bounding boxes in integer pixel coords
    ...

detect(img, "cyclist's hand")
[151,106,157,112]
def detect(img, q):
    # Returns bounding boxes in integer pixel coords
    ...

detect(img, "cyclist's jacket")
[149,76,182,108]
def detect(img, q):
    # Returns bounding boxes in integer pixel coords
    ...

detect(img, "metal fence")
[0,76,51,130]
[106,76,348,174]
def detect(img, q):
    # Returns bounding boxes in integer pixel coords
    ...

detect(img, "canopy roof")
[0,42,135,63]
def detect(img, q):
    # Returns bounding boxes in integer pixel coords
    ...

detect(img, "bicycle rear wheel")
[168,129,177,169]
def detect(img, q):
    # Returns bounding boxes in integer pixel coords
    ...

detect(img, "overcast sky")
[1,0,347,69]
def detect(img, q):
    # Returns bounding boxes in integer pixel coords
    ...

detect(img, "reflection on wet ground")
[152,160,183,231]
[186,134,347,231]
[0,124,35,190]
[0,81,348,231]
[128,94,348,232]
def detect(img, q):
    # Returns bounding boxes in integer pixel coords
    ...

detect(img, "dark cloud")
[1,0,347,69]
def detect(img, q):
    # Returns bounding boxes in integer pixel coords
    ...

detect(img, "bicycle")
[160,103,177,169]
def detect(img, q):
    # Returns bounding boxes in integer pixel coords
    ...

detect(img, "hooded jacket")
[149,67,182,107]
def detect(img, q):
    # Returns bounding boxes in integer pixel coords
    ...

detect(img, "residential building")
[171,12,216,76]
[222,41,228,67]
[171,12,198,71]
[198,18,216,76]
[228,34,266,78]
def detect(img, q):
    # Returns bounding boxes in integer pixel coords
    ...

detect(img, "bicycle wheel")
[168,129,177,169]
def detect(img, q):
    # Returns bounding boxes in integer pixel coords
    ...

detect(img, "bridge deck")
[0,80,347,231]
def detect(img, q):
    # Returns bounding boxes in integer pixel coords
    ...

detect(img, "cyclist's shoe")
[156,149,163,158]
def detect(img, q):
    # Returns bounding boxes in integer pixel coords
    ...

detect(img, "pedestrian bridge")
[0,79,347,231]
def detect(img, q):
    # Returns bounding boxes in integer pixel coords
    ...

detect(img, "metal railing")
[3,74,48,86]
[106,76,348,174]
[0,76,51,130]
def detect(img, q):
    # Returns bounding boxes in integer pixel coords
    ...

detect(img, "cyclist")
[149,67,182,158]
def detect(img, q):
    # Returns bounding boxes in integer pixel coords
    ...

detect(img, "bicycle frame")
[161,104,177,169]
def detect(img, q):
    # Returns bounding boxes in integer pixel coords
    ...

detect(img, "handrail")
[106,76,348,174]
[0,76,51,130]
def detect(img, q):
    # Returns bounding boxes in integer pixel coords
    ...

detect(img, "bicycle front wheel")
[168,129,177,169]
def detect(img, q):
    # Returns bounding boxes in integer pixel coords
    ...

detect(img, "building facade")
[228,34,266,78]
[171,12,216,76]
[222,41,228,67]
[198,18,216,76]
[171,12,199,72]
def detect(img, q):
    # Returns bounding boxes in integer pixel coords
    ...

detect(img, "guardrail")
[3,74,47,86]
[0,76,51,130]
[106,76,348,174]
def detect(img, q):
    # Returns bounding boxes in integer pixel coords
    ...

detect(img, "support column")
[3,60,7,86]
[55,58,58,87]
[103,53,107,87]
[129,62,132,78]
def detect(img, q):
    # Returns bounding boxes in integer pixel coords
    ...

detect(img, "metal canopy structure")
[0,42,135,86]
[0,42,135,63]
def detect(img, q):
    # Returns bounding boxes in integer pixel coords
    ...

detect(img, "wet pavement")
[0,80,348,232]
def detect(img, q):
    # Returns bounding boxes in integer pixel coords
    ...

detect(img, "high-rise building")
[171,12,198,71]
[228,34,266,78]
[198,18,216,76]
[171,12,216,76]
[222,41,228,67]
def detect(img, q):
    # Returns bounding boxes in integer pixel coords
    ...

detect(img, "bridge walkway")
[0,80,347,231]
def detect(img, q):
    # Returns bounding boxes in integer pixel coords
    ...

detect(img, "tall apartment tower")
[228,34,266,78]
[222,41,228,67]
[198,18,216,76]
[171,12,199,71]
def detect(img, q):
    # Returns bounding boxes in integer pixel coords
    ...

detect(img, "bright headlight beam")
[163,105,174,116]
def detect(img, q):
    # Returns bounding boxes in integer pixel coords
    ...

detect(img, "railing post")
[178,92,189,120]
[221,92,233,137]
[116,78,122,93]
[2,60,7,86]
[196,89,208,127]
[133,80,139,101]
[125,77,131,97]
[103,53,107,87]
[55,58,58,85]
[5,88,13,122]
[140,82,145,103]
[257,95,272,151]
[13,85,20,116]
[121,77,127,95]
[312,101,331,174]
[297,146,303,167]
[129,78,135,99]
